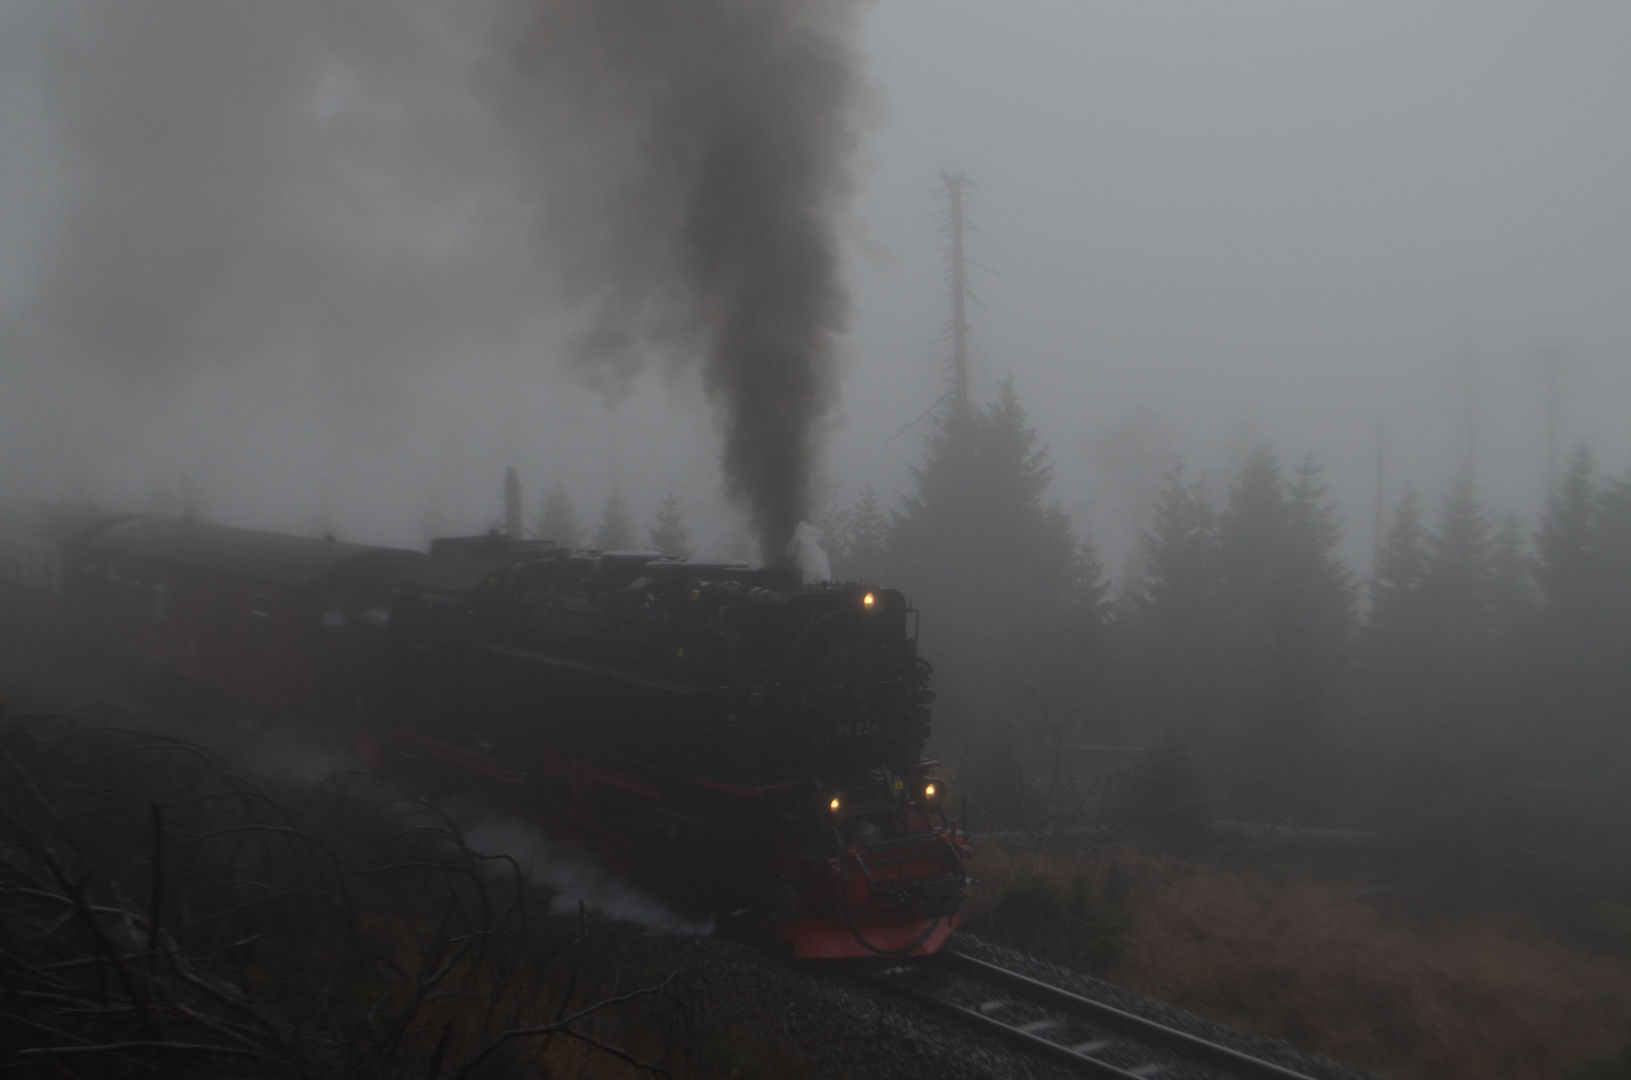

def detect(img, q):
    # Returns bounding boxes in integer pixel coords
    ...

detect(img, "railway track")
[866,946,1324,1080]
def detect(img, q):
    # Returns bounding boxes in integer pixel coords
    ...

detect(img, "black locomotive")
[0,505,971,957]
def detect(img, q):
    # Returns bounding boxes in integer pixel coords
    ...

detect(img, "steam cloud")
[462,816,714,937]
[3,1,869,563]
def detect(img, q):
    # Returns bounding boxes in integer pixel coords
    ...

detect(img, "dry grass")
[966,841,1631,1080]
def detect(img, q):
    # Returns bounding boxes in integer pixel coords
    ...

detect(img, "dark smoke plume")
[4,1,867,563]
[486,1,868,564]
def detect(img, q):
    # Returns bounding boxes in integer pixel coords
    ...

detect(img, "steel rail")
[862,967,1157,1079]
[934,948,1322,1080]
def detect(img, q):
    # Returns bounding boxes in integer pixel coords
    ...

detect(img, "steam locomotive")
[0,503,971,958]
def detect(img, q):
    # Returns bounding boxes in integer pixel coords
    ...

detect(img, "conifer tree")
[1117,467,1222,746]
[1590,468,1631,715]
[840,484,888,581]
[1594,469,1631,641]
[1376,477,1499,775]
[1536,446,1596,624]
[1126,468,1219,617]
[1364,480,1545,806]
[1217,447,1288,626]
[1364,486,1434,725]
[1208,448,1354,821]
[1369,488,1429,640]
[890,377,1103,723]
[1276,454,1357,680]
[531,481,581,547]
[647,492,691,557]
[1530,448,1631,778]
[1422,478,1493,656]
[593,493,636,551]
[1486,512,1537,648]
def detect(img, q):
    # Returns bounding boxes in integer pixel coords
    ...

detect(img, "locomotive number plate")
[835,720,881,738]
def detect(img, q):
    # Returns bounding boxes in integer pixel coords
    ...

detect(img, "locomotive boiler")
[0,504,971,958]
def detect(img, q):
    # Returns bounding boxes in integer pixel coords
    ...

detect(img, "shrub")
[982,870,1130,975]
[1125,739,1211,845]
[1566,1034,1631,1080]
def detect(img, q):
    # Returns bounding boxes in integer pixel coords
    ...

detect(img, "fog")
[2,1,1628,574]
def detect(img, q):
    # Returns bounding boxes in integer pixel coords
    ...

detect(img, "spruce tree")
[531,481,581,547]
[1423,478,1493,659]
[1535,446,1596,625]
[648,492,691,557]
[1595,469,1631,647]
[1486,512,1537,649]
[1531,449,1631,779]
[1118,467,1223,746]
[841,484,888,581]
[1369,487,1430,647]
[1126,468,1219,618]
[1209,448,1355,822]
[593,493,637,551]
[890,377,1103,725]
[1386,478,1498,775]
[1217,447,1288,630]
[1591,470,1631,751]
[1365,479,1545,813]
[1364,487,1435,721]
[1284,454,1354,648]
[1277,456,1357,705]
[1357,486,1436,804]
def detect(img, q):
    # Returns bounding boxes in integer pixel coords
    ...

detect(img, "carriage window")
[248,594,273,648]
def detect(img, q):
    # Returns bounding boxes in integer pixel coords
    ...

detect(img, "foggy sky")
[842,1,1631,572]
[2,2,1628,575]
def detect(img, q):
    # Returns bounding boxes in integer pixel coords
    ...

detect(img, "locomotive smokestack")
[490,0,868,565]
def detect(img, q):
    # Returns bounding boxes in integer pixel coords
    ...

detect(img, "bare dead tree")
[0,713,686,1079]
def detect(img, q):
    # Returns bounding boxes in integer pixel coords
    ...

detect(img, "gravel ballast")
[599,923,1390,1080]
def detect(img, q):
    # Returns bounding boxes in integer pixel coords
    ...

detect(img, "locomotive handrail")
[483,643,712,695]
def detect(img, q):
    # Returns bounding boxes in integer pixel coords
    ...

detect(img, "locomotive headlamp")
[862,592,875,609]
[914,777,940,804]
[924,783,937,799]
[829,796,841,812]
